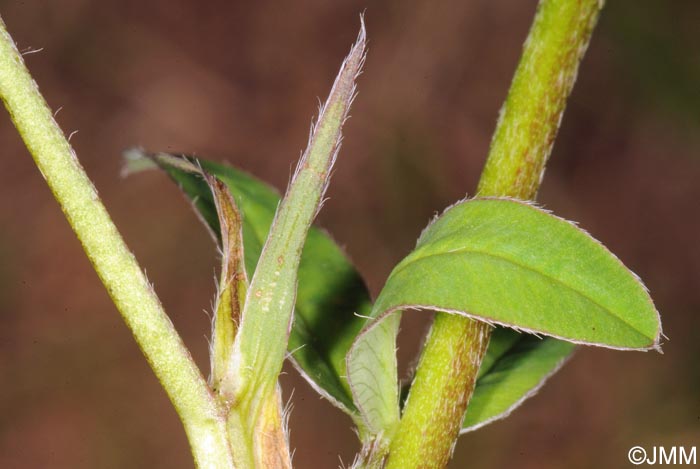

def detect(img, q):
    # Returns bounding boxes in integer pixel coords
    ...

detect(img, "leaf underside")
[462,328,575,432]
[227,26,366,414]
[125,154,660,438]
[126,151,368,413]
[346,197,661,436]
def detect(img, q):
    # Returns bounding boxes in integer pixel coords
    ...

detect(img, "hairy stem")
[0,16,233,469]
[386,317,489,469]
[386,0,604,467]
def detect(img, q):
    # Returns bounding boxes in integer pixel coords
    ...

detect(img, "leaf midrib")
[243,197,357,409]
[387,246,653,343]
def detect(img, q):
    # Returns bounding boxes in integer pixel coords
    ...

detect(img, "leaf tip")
[121,147,156,177]
[651,328,667,354]
[334,16,368,106]
[357,13,367,50]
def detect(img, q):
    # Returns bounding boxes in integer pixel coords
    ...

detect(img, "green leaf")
[347,197,661,436]
[462,329,574,431]
[124,151,369,414]
[225,24,365,418]
[124,25,368,425]
[395,328,574,433]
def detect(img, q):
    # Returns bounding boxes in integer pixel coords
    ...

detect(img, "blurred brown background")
[1,1,698,468]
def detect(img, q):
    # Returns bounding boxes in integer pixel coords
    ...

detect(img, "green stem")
[0,16,234,469]
[477,0,604,198]
[386,316,489,469]
[385,0,604,467]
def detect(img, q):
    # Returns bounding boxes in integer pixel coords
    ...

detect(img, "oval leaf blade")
[381,197,660,348]
[348,197,661,436]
